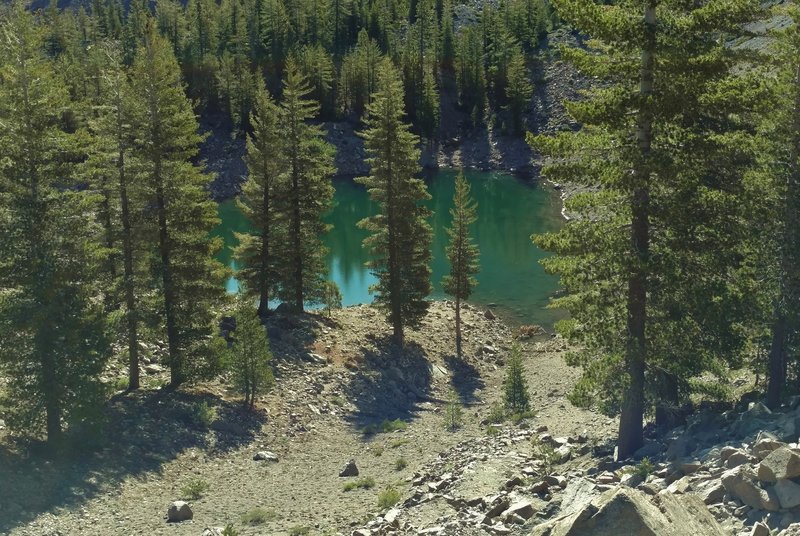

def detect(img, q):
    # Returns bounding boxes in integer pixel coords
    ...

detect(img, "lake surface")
[214,169,565,326]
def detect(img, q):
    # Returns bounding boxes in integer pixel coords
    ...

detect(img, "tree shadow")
[341,335,433,433]
[443,354,485,404]
[0,388,266,533]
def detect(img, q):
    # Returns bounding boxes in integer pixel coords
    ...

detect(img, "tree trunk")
[386,130,404,346]
[767,315,787,409]
[118,145,140,390]
[258,167,271,317]
[455,296,462,358]
[45,397,61,449]
[618,0,655,460]
[155,165,181,386]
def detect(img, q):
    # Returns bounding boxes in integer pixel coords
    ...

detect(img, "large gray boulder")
[167,501,193,522]
[758,447,800,482]
[528,487,726,536]
[774,478,800,509]
[721,466,779,511]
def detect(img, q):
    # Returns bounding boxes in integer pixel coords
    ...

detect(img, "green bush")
[504,344,531,415]
[322,281,343,317]
[289,526,310,536]
[371,444,385,457]
[394,457,408,471]
[221,524,239,536]
[509,410,536,425]
[389,438,409,448]
[444,389,464,431]
[362,419,407,435]
[486,402,506,424]
[377,486,401,509]
[180,478,210,500]
[343,476,376,491]
[193,401,217,428]
[241,507,278,525]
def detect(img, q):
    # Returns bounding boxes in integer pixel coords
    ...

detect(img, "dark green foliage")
[504,51,532,134]
[531,0,760,457]
[357,61,433,345]
[276,61,336,310]
[234,84,284,316]
[130,25,226,385]
[503,344,530,415]
[221,298,274,409]
[0,3,112,446]
[442,172,479,357]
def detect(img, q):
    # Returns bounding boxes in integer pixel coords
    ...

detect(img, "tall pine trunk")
[155,169,181,386]
[291,165,303,311]
[386,146,404,346]
[258,173,271,316]
[118,146,140,390]
[767,63,800,409]
[455,295,462,358]
[618,0,655,460]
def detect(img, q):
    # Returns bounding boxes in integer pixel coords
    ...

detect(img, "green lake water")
[214,169,565,326]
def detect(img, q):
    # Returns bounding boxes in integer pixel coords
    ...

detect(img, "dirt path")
[0,302,614,536]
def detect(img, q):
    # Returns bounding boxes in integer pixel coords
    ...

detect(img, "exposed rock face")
[721,466,780,511]
[758,447,800,483]
[529,487,726,536]
[166,501,193,522]
[253,451,279,462]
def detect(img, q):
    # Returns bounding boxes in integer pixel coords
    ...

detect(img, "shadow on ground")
[341,335,433,433]
[0,388,265,533]
[444,354,485,404]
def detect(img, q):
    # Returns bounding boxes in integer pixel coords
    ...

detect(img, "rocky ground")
[0,301,616,536]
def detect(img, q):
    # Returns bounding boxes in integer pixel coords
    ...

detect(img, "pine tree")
[531,0,759,458]
[278,60,336,310]
[221,297,274,409]
[234,84,284,317]
[755,5,800,409]
[455,26,485,126]
[503,344,530,415]
[440,0,454,70]
[0,3,111,447]
[504,50,532,135]
[130,24,226,385]
[442,172,479,358]
[357,60,433,345]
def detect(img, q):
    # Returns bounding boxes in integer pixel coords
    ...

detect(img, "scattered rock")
[722,467,780,511]
[751,521,770,536]
[339,459,359,477]
[166,501,193,523]
[502,501,535,521]
[774,479,800,509]
[253,451,279,462]
[758,448,800,483]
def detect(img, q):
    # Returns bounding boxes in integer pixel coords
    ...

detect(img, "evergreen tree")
[504,50,532,134]
[0,3,111,447]
[130,25,226,385]
[455,26,485,126]
[503,344,530,415]
[442,172,479,358]
[357,60,433,345]
[440,0,454,70]
[234,84,285,316]
[531,0,759,457]
[221,298,274,409]
[278,60,336,310]
[339,29,381,116]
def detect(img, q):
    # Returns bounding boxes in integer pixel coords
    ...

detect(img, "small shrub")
[504,343,531,415]
[631,457,654,478]
[371,444,385,457]
[343,476,376,491]
[330,395,346,407]
[487,402,506,424]
[180,478,210,500]
[114,376,129,392]
[531,436,560,475]
[377,486,401,509]
[241,507,278,525]
[322,281,343,317]
[509,410,536,425]
[362,419,407,435]
[194,401,217,428]
[221,524,239,536]
[486,424,501,437]
[389,438,409,449]
[289,526,310,536]
[394,457,408,471]
[444,389,464,431]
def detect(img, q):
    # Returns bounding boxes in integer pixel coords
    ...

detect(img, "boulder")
[759,448,800,482]
[721,467,780,511]
[482,498,512,524]
[700,481,726,505]
[339,459,359,477]
[253,451,279,462]
[502,501,535,521]
[167,501,193,522]
[727,450,753,469]
[774,479,800,509]
[202,528,224,536]
[752,433,784,460]
[750,521,770,536]
[528,487,727,536]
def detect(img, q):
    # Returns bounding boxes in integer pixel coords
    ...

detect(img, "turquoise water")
[214,169,565,326]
